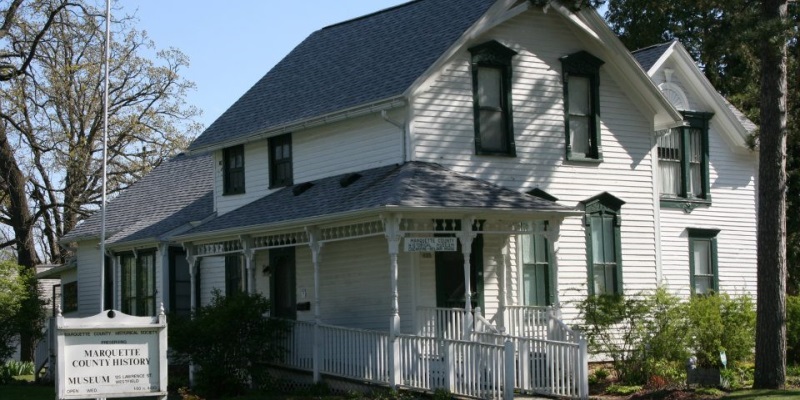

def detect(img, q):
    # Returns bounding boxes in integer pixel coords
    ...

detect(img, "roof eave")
[174,204,581,244]
[188,96,407,155]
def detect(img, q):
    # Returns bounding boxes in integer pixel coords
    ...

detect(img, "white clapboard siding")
[76,242,101,316]
[198,256,225,307]
[295,236,415,333]
[411,8,659,321]
[214,112,405,216]
[653,61,758,298]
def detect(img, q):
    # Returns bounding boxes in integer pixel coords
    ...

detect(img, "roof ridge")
[322,0,420,30]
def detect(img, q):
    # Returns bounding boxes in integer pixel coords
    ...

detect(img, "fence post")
[578,334,589,400]
[445,341,455,393]
[504,339,515,400]
[519,339,529,390]
[313,322,320,383]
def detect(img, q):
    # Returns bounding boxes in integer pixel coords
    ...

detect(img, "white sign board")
[56,309,167,400]
[404,237,457,252]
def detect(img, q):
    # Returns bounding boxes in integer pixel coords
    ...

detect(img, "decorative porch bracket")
[455,216,477,339]
[382,214,403,388]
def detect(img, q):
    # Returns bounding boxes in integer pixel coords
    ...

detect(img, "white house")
[50,1,757,398]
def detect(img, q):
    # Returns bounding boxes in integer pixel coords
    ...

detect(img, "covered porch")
[176,162,588,399]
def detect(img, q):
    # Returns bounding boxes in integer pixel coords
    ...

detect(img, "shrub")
[168,291,288,398]
[0,260,35,362]
[577,288,689,385]
[788,296,800,363]
[686,293,755,368]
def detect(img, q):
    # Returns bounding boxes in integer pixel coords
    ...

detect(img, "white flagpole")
[99,0,111,312]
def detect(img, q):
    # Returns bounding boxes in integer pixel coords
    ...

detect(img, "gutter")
[188,96,408,155]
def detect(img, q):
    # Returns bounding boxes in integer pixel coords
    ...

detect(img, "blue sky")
[122,1,609,130]
[122,1,409,129]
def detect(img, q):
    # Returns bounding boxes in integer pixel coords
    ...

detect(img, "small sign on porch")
[56,307,168,400]
[404,237,457,252]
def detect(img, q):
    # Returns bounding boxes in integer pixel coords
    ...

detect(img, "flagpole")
[99,0,110,313]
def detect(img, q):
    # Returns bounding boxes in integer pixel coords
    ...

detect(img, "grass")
[1,382,55,400]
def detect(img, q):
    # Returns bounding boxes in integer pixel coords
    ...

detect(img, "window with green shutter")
[561,51,604,162]
[658,112,713,210]
[469,40,517,156]
[521,221,552,306]
[582,192,625,296]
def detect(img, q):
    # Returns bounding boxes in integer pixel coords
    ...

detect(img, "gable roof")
[188,0,496,152]
[61,152,214,246]
[631,41,757,148]
[178,161,576,240]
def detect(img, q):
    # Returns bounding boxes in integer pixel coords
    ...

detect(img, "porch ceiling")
[176,161,577,244]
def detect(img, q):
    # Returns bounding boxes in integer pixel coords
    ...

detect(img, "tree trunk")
[0,124,40,361]
[754,0,788,389]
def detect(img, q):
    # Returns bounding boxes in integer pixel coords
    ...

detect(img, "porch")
[273,306,588,399]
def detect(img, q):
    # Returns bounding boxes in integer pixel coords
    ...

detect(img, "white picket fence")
[275,306,588,399]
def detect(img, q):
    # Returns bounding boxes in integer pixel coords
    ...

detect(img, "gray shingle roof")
[631,41,674,72]
[183,162,573,236]
[188,0,495,151]
[61,152,214,245]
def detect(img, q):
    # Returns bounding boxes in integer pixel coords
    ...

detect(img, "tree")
[0,0,201,360]
[753,0,789,389]
[0,259,41,362]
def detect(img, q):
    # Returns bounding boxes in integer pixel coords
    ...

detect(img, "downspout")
[381,110,408,162]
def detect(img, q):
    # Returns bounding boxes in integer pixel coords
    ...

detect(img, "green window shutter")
[658,112,714,210]
[521,224,551,306]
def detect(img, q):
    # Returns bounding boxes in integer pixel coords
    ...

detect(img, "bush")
[0,260,35,362]
[788,296,800,363]
[577,288,689,385]
[686,293,755,368]
[168,291,288,398]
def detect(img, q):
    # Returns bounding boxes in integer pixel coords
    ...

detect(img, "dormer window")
[469,40,517,156]
[561,51,604,161]
[223,145,245,195]
[270,133,293,188]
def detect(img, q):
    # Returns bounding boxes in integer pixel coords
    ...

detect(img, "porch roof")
[178,161,575,240]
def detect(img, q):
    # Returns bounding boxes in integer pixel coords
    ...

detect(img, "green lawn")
[2,383,54,400]
[721,389,800,399]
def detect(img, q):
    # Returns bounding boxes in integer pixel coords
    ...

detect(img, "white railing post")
[503,339,515,400]
[384,214,403,388]
[578,334,589,399]
[519,339,530,390]
[445,341,455,393]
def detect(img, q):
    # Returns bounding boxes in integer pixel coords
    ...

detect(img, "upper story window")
[120,251,156,317]
[223,144,245,195]
[688,228,720,295]
[469,40,517,156]
[269,133,293,188]
[560,51,604,161]
[582,192,625,296]
[658,112,713,207]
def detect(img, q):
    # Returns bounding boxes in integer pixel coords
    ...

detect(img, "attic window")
[469,40,517,157]
[339,173,362,188]
[292,182,314,196]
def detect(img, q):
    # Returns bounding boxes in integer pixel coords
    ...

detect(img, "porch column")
[184,244,198,312]
[456,217,476,339]
[241,235,255,294]
[498,235,510,332]
[545,219,562,308]
[383,214,403,388]
[307,228,324,384]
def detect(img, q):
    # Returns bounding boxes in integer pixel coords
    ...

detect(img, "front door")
[270,247,296,319]
[435,235,483,309]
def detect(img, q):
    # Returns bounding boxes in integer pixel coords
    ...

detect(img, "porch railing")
[275,318,588,400]
[416,307,467,340]
[505,305,552,339]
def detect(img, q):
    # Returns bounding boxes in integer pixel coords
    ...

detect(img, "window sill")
[660,198,711,213]
[475,149,517,157]
[566,154,603,164]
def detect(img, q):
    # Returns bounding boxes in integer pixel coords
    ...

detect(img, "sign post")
[56,306,168,400]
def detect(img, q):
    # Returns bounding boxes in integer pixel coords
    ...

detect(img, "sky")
[121,1,609,131]
[120,1,409,130]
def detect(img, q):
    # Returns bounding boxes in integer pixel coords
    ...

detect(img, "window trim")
[469,40,518,157]
[120,250,157,317]
[269,133,293,188]
[561,51,604,162]
[582,192,625,296]
[687,228,720,295]
[222,144,245,195]
[659,111,714,211]
[520,221,554,306]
